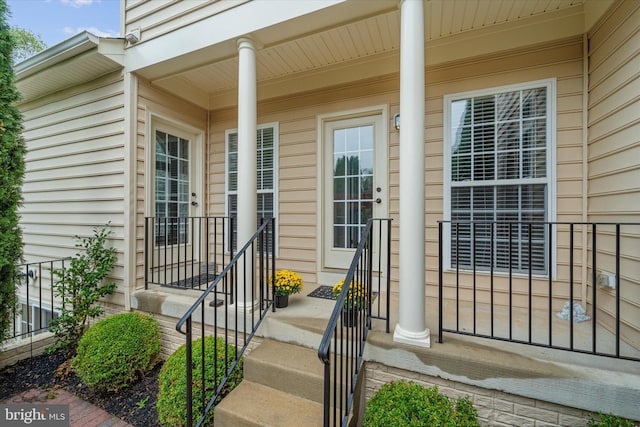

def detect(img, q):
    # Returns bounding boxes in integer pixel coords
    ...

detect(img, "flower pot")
[275,294,289,308]
[342,307,359,327]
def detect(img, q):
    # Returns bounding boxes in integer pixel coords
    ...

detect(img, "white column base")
[230,300,259,313]
[393,324,431,348]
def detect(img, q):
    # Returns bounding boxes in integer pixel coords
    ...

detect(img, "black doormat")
[307,285,378,302]
[307,285,336,300]
[164,273,216,289]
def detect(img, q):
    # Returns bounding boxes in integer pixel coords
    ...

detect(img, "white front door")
[323,112,387,270]
[150,122,203,269]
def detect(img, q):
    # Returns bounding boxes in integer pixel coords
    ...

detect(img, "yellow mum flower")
[270,270,304,296]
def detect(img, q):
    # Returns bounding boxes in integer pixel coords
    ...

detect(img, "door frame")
[316,105,389,285]
[145,112,205,276]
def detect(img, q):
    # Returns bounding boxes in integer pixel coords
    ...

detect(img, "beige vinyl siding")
[209,78,401,287]
[19,71,127,303]
[124,0,247,46]
[206,37,587,318]
[427,37,586,324]
[587,0,640,351]
[133,80,208,289]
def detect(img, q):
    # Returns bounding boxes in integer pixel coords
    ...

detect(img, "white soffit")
[150,0,589,108]
[15,32,124,103]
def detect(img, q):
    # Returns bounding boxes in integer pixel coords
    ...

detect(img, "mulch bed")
[0,350,161,427]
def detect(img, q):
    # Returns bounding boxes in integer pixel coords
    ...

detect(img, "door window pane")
[332,125,375,249]
[155,130,190,246]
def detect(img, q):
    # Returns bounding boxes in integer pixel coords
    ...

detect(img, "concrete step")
[215,380,324,427]
[244,339,325,404]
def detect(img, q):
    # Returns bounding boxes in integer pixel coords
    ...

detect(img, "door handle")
[191,201,199,206]
[375,198,382,204]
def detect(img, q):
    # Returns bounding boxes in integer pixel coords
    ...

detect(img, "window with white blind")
[444,80,555,275]
[226,123,278,251]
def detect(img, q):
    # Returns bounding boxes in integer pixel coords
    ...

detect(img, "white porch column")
[236,37,257,309]
[393,0,430,347]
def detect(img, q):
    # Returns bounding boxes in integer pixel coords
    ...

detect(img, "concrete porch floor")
[133,280,640,420]
[255,281,640,421]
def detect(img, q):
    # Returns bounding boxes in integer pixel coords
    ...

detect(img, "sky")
[7,0,121,48]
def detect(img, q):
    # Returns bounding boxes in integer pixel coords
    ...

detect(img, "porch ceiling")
[149,0,598,110]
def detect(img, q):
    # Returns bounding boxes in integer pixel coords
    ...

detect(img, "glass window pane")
[359,150,373,174]
[334,129,346,153]
[347,177,359,201]
[473,96,495,124]
[347,155,360,175]
[179,138,189,160]
[334,177,345,200]
[334,226,345,248]
[346,128,359,151]
[168,134,178,157]
[334,155,346,177]
[497,91,520,121]
[334,202,345,225]
[522,88,546,118]
[360,125,373,150]
[361,176,373,200]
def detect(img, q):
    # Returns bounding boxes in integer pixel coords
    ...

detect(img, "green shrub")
[588,413,637,427]
[72,312,160,391]
[364,381,479,427]
[157,336,243,427]
[49,224,117,354]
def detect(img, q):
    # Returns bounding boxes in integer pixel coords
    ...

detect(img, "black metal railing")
[9,258,67,341]
[318,218,392,427]
[438,220,640,362]
[175,217,275,427]
[145,216,233,290]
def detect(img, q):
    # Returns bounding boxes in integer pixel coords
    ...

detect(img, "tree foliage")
[10,26,47,64]
[0,0,26,345]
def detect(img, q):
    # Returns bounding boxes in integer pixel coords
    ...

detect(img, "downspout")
[581,33,589,307]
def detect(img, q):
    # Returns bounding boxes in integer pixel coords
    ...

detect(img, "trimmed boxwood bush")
[364,381,479,427]
[157,336,243,427]
[72,312,161,391]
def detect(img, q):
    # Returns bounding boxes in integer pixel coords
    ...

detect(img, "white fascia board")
[15,32,124,81]
[15,32,99,80]
[125,0,346,74]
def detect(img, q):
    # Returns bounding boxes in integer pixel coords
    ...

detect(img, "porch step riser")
[215,340,326,427]
[244,340,324,404]
[214,381,324,427]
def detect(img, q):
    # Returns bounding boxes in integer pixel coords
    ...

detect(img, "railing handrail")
[175,216,273,335]
[317,218,392,427]
[317,220,374,364]
[437,219,640,363]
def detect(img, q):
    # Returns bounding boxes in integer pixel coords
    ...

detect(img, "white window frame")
[225,122,279,254]
[443,79,557,278]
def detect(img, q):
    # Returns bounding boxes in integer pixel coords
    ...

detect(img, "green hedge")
[157,336,243,427]
[72,312,161,391]
[364,381,479,427]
